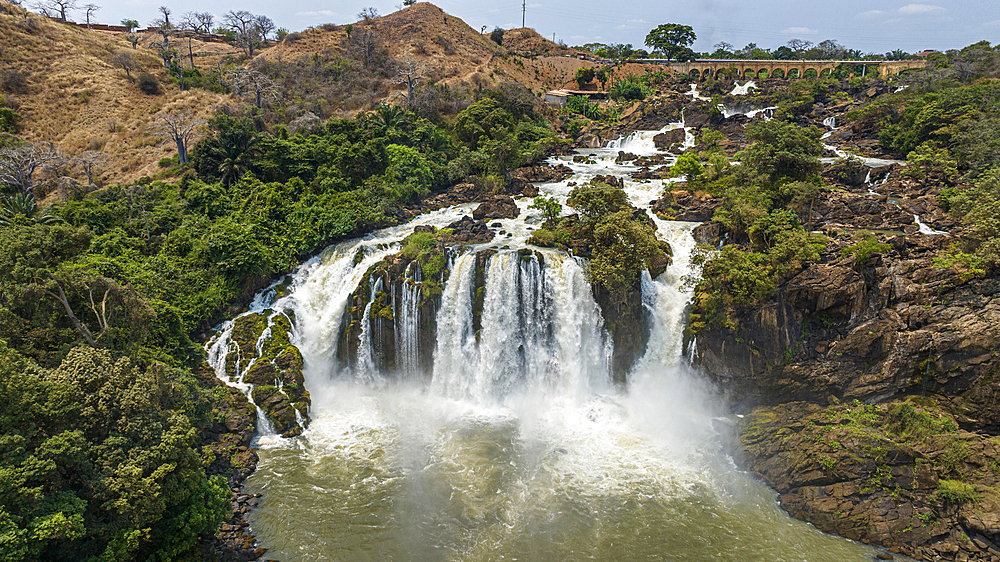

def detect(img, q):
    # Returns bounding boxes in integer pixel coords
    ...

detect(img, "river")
[209,124,879,561]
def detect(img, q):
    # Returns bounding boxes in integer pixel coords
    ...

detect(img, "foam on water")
[205,113,880,561]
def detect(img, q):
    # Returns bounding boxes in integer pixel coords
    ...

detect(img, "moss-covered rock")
[338,226,458,378]
[740,399,1000,561]
[227,311,309,437]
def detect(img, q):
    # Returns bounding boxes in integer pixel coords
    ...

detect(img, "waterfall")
[635,218,702,372]
[395,262,422,380]
[717,104,775,120]
[432,250,609,403]
[354,275,384,383]
[215,112,878,561]
[731,80,757,95]
[430,252,479,398]
[823,116,837,129]
[606,122,687,155]
[914,215,949,235]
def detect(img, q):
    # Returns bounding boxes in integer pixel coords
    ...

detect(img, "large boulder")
[448,215,495,244]
[653,128,685,150]
[472,195,520,220]
[512,163,573,183]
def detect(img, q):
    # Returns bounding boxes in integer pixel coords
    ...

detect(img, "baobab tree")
[157,5,171,27]
[225,67,278,108]
[47,0,77,22]
[223,10,274,58]
[391,57,427,108]
[0,142,63,195]
[81,3,98,30]
[149,112,204,164]
[75,151,109,185]
[181,11,213,33]
[112,51,137,80]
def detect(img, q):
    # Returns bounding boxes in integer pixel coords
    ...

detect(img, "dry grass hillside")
[260,2,585,96]
[0,1,232,187]
[0,0,600,192]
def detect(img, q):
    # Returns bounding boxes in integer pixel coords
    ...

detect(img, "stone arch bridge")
[639,59,926,79]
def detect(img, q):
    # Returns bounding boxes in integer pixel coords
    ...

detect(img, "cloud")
[780,26,818,36]
[615,19,648,31]
[857,10,886,19]
[898,4,945,15]
[983,19,1000,27]
[294,10,339,17]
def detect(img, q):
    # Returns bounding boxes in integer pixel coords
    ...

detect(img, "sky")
[73,0,997,54]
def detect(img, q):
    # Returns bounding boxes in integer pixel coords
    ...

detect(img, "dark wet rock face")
[472,195,520,220]
[448,215,495,244]
[740,401,1000,562]
[226,312,309,438]
[195,365,267,561]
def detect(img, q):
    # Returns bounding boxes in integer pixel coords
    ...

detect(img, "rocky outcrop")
[447,215,495,244]
[195,365,266,562]
[512,162,573,183]
[226,312,309,438]
[652,191,723,222]
[472,195,520,220]
[653,128,685,150]
[740,400,1000,562]
[696,234,1000,416]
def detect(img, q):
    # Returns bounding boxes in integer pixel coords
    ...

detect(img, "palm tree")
[0,192,62,227]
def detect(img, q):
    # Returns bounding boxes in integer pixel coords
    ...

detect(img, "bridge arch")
[771,68,785,79]
[819,67,833,77]
[757,68,769,80]
[689,69,700,79]
[803,68,818,78]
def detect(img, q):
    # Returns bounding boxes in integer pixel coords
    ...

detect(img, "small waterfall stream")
[205,126,878,561]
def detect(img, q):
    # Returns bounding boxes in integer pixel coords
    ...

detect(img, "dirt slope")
[258,2,584,95]
[1,2,231,187]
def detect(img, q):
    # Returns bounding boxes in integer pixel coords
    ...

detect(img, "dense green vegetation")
[691,43,1000,332]
[529,180,665,299]
[687,119,828,330]
[848,45,1000,278]
[0,79,555,559]
[0,342,228,561]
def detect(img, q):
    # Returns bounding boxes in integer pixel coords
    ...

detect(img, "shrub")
[137,73,161,95]
[490,27,504,46]
[840,234,892,265]
[936,480,980,504]
[527,228,555,247]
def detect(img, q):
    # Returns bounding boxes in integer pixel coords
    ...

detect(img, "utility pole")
[522,0,525,27]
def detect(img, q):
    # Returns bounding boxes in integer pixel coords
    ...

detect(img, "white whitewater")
[731,80,757,95]
[823,116,837,129]
[686,83,712,101]
[718,104,776,120]
[915,215,949,235]
[206,119,878,561]
[606,122,688,155]
[394,262,422,380]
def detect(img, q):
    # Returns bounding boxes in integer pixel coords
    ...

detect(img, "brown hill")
[1,2,231,189]
[260,3,585,98]
[1,0,594,191]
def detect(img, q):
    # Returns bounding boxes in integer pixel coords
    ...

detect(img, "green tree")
[453,98,513,149]
[736,119,824,185]
[575,67,596,89]
[672,152,704,189]
[529,195,561,223]
[644,24,696,61]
